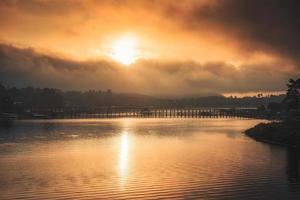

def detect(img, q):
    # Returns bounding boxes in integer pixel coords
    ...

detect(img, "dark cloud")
[0,0,82,15]
[1,43,298,95]
[0,43,125,89]
[181,0,300,66]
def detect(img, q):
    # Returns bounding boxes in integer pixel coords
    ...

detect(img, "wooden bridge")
[29,107,267,119]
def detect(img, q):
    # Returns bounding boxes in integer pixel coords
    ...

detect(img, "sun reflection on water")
[1,119,295,199]
[119,131,129,187]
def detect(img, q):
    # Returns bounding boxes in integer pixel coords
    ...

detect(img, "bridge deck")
[27,108,266,119]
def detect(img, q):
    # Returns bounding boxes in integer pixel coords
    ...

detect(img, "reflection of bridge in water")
[30,107,267,119]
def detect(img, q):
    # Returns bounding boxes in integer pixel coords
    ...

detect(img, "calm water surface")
[0,118,300,200]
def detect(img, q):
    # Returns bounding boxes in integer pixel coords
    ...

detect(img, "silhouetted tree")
[0,84,13,112]
[267,102,282,114]
[283,78,300,115]
[257,104,266,112]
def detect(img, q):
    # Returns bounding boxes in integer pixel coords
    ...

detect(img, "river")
[0,118,300,199]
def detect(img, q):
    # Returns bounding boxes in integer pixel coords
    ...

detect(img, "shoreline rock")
[245,120,300,147]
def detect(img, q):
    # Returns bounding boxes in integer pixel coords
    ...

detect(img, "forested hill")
[0,84,284,112]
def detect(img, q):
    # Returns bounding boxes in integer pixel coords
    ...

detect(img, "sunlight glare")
[119,131,129,174]
[118,131,130,188]
[110,35,140,66]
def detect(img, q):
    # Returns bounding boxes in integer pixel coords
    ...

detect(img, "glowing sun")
[110,35,140,66]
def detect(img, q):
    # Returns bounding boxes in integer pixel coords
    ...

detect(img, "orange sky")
[0,0,299,96]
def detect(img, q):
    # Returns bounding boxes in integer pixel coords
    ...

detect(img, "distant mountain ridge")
[1,84,285,113]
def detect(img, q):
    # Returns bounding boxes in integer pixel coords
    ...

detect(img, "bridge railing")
[22,107,267,119]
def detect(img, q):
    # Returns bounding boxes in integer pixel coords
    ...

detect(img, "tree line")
[0,82,293,115]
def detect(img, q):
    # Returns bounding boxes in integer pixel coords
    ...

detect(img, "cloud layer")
[185,0,300,66]
[1,44,298,95]
[0,1,300,95]
[1,0,300,63]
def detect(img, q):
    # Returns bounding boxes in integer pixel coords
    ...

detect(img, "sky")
[0,0,300,96]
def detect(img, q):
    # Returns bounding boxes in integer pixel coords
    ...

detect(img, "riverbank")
[245,120,300,147]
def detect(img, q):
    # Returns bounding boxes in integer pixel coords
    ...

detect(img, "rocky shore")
[245,120,300,147]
